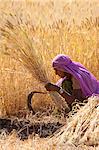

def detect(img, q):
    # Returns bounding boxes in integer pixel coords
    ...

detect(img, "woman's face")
[54,68,71,78]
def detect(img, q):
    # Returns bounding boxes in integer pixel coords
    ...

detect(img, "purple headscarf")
[52,54,99,97]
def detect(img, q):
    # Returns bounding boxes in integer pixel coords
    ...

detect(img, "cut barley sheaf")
[0,15,68,112]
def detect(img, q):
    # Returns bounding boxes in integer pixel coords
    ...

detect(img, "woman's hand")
[45,83,60,92]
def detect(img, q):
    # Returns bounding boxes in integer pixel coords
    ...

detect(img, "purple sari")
[52,54,99,97]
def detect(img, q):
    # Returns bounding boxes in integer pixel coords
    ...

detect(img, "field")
[0,0,99,149]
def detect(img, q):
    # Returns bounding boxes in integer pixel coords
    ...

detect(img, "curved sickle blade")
[27,91,47,115]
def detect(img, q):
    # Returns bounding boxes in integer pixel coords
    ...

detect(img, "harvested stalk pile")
[54,96,99,148]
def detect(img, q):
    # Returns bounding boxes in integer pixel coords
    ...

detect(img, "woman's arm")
[59,88,85,105]
[56,88,75,105]
[45,83,85,105]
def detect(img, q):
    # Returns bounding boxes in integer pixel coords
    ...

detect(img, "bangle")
[59,87,64,94]
[59,87,71,96]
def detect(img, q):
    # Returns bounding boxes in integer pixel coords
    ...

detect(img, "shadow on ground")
[0,118,63,140]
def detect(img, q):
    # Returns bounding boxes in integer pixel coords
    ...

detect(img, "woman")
[45,54,99,109]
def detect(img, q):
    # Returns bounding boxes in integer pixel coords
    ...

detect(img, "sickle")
[27,91,47,115]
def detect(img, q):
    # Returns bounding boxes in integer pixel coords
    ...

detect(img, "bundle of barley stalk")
[0,14,68,111]
[52,96,99,148]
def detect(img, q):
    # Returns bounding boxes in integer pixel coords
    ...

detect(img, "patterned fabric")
[62,79,73,94]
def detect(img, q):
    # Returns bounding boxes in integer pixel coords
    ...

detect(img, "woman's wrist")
[57,87,71,96]
[56,87,64,94]
[58,87,64,94]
